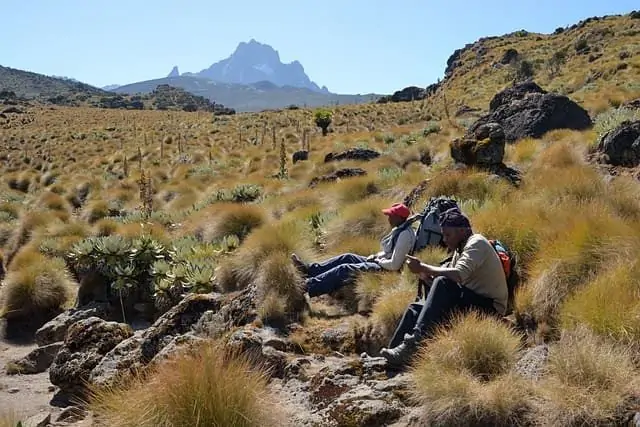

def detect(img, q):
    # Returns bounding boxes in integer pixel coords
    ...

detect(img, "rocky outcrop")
[35,302,109,347]
[623,98,640,109]
[309,168,367,188]
[270,353,411,426]
[595,120,640,166]
[88,287,257,389]
[472,82,592,142]
[7,342,64,375]
[451,122,506,166]
[500,48,519,64]
[324,148,380,163]
[49,317,133,396]
[292,150,309,164]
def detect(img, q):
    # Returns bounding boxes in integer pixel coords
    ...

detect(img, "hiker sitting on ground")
[291,203,416,298]
[379,207,508,365]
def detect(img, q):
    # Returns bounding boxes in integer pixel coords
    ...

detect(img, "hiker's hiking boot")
[291,253,309,277]
[380,333,419,366]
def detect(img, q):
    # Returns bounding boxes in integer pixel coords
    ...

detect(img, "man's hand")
[366,254,378,262]
[405,255,423,274]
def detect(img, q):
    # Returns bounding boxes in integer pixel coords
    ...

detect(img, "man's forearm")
[420,264,462,283]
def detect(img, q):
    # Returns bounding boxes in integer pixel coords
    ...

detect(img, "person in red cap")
[291,202,416,298]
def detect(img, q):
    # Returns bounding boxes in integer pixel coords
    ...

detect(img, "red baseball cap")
[382,203,410,219]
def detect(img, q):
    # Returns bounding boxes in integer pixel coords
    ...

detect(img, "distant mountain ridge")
[182,39,328,93]
[112,75,378,112]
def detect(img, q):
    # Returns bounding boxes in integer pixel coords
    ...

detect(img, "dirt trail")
[0,340,61,421]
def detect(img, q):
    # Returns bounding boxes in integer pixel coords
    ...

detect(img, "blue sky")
[2,1,638,94]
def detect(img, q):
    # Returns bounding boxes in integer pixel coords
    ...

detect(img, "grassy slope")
[2,11,640,425]
[424,13,640,120]
[0,65,107,99]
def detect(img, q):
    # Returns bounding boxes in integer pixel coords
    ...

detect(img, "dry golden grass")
[217,220,314,292]
[255,252,306,324]
[534,327,640,426]
[89,340,284,427]
[0,410,20,427]
[560,259,640,347]
[1,13,640,420]
[191,203,267,243]
[0,254,77,320]
[409,312,532,426]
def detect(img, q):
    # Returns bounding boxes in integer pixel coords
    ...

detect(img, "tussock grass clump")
[410,312,532,427]
[524,204,637,334]
[196,203,267,243]
[80,199,111,224]
[89,341,284,427]
[324,197,394,249]
[422,168,499,205]
[93,218,120,236]
[0,202,20,222]
[255,252,306,325]
[561,259,640,347]
[0,255,77,320]
[328,175,380,206]
[37,191,71,213]
[218,220,313,292]
[370,271,417,342]
[534,328,640,426]
[4,210,62,269]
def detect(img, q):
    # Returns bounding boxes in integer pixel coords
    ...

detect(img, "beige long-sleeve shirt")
[448,233,508,314]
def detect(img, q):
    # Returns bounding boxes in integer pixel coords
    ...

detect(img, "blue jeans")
[306,253,382,297]
[388,276,496,348]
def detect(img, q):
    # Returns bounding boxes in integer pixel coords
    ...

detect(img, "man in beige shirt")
[380,207,508,365]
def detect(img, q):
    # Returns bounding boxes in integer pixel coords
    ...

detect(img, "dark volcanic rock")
[292,150,309,164]
[88,287,256,389]
[49,317,133,396]
[500,48,519,64]
[35,302,109,347]
[324,148,380,163]
[471,82,592,142]
[489,81,547,112]
[7,342,64,374]
[309,168,367,188]
[451,122,505,166]
[596,120,640,166]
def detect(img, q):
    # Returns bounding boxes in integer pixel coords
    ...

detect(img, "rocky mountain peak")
[195,40,326,93]
[167,66,180,78]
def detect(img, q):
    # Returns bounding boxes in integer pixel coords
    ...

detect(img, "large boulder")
[596,120,640,166]
[472,82,592,142]
[451,122,506,166]
[324,148,380,163]
[49,317,133,396]
[35,302,109,346]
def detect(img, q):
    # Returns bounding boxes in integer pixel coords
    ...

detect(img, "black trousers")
[388,276,497,348]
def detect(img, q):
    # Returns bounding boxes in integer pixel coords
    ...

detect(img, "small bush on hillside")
[89,340,283,427]
[0,255,77,321]
[410,312,532,426]
[80,200,111,224]
[315,109,333,136]
[534,328,640,426]
[5,210,62,269]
